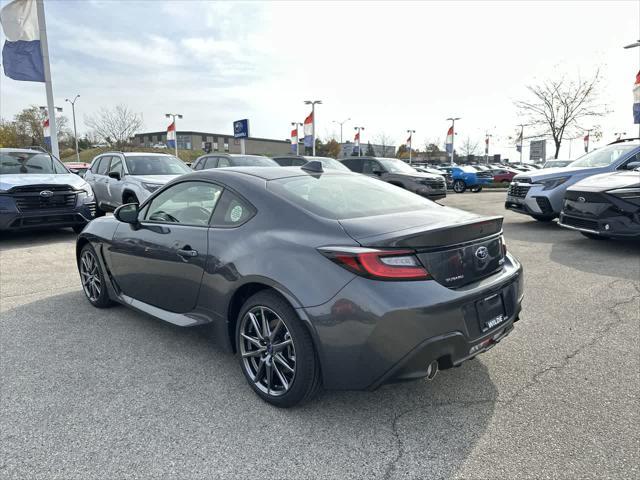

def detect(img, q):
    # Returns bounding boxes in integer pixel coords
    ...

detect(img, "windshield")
[269,173,435,220]
[568,145,637,168]
[305,156,350,171]
[232,156,278,167]
[459,166,478,173]
[0,151,68,175]
[378,158,417,174]
[124,155,191,175]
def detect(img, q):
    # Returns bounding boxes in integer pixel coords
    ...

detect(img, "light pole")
[446,117,460,165]
[332,118,350,144]
[584,128,593,153]
[165,113,183,158]
[624,39,640,137]
[304,100,322,155]
[65,95,80,162]
[406,129,415,164]
[354,126,365,156]
[291,122,302,155]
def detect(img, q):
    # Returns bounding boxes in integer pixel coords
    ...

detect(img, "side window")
[94,156,110,175]
[204,157,219,169]
[109,156,124,176]
[218,157,231,167]
[145,181,223,226]
[211,190,256,227]
[342,158,362,173]
[193,158,204,171]
[291,158,306,166]
[363,160,381,174]
[621,152,640,170]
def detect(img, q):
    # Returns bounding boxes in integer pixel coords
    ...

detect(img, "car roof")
[190,166,353,181]
[0,148,48,154]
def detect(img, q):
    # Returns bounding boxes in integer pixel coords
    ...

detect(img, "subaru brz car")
[76,163,523,407]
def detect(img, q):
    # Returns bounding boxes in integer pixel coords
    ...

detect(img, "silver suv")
[505,140,640,221]
[85,152,191,213]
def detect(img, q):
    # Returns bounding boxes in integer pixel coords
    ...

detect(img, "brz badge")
[40,190,54,198]
[578,196,586,203]
[475,246,489,260]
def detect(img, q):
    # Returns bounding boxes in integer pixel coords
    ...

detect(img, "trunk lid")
[339,208,505,288]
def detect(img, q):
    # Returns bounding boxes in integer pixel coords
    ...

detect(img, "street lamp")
[65,95,80,162]
[354,126,365,156]
[446,117,460,165]
[614,132,627,141]
[406,129,415,164]
[291,122,302,155]
[484,132,493,164]
[165,113,183,157]
[332,117,350,144]
[304,100,322,155]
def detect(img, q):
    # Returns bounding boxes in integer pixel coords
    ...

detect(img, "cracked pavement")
[1,192,639,479]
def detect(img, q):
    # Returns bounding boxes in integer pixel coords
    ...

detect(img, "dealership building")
[132,131,295,156]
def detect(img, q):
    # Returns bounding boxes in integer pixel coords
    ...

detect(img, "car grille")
[561,215,599,231]
[508,183,531,198]
[10,185,77,212]
[420,178,446,189]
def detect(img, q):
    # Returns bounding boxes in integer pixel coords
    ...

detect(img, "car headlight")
[534,176,570,191]
[607,187,640,206]
[142,182,163,192]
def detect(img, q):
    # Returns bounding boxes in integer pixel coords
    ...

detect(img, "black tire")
[471,186,483,193]
[453,180,467,193]
[236,290,321,408]
[79,244,113,308]
[531,215,555,222]
[72,224,86,234]
[123,193,139,205]
[580,231,609,240]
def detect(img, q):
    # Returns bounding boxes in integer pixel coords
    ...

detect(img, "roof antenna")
[301,160,324,173]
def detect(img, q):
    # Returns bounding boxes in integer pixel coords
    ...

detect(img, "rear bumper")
[302,254,524,390]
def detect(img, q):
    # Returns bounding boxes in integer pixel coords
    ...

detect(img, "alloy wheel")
[239,306,296,397]
[80,250,102,302]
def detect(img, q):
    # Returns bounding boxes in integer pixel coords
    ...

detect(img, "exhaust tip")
[426,360,439,381]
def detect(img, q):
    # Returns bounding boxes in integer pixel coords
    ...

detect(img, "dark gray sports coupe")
[76,163,524,407]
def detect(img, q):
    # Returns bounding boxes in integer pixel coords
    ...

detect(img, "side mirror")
[625,161,640,170]
[114,203,139,225]
[108,171,121,181]
[69,168,80,175]
[372,169,385,176]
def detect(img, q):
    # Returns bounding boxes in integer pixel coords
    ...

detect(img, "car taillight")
[319,247,430,280]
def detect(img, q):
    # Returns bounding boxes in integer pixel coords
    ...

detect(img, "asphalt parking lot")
[1,191,638,480]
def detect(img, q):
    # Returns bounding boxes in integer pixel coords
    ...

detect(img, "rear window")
[268,173,436,220]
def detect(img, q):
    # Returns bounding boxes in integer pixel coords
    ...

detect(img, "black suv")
[341,156,446,200]
[192,154,278,170]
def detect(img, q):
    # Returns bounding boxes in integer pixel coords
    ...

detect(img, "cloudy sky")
[1,0,639,160]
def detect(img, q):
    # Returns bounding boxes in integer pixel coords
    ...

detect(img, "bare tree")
[13,106,70,147]
[515,70,607,159]
[374,132,395,157]
[85,105,143,148]
[459,136,480,158]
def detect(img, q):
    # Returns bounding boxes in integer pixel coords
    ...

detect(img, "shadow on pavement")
[0,228,76,251]
[2,290,497,479]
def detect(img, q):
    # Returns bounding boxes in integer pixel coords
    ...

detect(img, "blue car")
[441,166,494,193]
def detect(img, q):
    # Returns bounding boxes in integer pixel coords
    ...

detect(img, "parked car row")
[505,139,640,239]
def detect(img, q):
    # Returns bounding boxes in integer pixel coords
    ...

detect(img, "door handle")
[177,247,198,259]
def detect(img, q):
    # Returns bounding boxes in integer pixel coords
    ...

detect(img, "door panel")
[105,156,125,206]
[108,180,223,313]
[110,223,208,313]
[92,156,112,207]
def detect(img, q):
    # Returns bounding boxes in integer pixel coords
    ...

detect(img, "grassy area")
[60,146,202,164]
